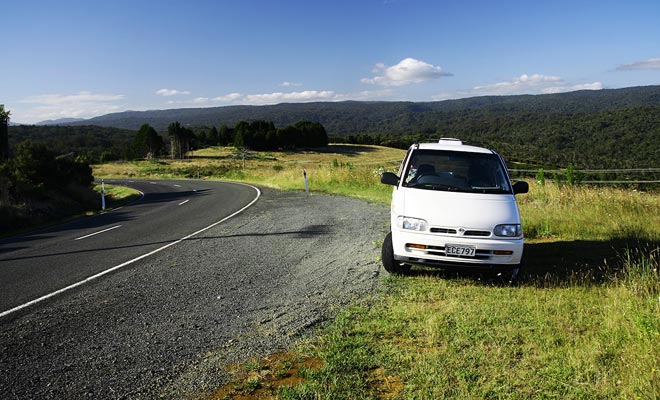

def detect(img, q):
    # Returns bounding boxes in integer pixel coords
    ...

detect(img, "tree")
[132,124,165,159]
[13,141,56,188]
[218,124,232,146]
[208,126,219,145]
[294,121,328,148]
[0,104,10,160]
[168,121,194,159]
[233,121,250,148]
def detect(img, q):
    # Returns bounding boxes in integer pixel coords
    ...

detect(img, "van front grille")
[429,227,491,237]
[464,230,491,237]
[430,228,457,234]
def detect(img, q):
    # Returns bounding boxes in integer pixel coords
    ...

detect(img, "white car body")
[383,139,527,271]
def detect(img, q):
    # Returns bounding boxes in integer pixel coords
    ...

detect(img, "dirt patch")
[368,367,405,399]
[210,352,322,399]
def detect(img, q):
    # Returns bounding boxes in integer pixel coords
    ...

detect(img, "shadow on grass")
[316,145,380,157]
[405,237,660,287]
[186,154,234,160]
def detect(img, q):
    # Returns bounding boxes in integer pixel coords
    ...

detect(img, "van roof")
[412,138,493,154]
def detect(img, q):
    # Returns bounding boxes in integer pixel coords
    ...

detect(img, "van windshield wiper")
[407,182,460,191]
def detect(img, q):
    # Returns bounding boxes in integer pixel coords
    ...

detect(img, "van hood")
[399,188,520,230]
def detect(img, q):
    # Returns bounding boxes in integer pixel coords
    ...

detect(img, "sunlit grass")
[520,181,660,241]
[92,183,141,210]
[93,144,405,204]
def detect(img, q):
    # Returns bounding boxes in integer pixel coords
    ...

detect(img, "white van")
[381,139,528,276]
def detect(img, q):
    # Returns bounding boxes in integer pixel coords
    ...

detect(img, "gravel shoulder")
[0,186,389,399]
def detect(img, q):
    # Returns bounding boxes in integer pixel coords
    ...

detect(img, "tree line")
[130,119,328,160]
[7,119,328,163]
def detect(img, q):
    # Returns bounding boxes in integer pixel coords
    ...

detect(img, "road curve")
[0,179,260,316]
[0,184,387,399]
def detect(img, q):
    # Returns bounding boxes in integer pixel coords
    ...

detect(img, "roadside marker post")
[101,179,106,211]
[303,169,309,195]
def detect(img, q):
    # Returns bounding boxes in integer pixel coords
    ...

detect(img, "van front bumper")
[392,230,523,267]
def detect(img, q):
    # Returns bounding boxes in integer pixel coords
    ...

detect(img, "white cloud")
[361,58,452,86]
[213,92,243,102]
[433,74,602,100]
[156,88,191,96]
[21,92,124,105]
[244,90,337,104]
[17,91,125,123]
[616,57,660,71]
[168,89,393,107]
[279,81,303,87]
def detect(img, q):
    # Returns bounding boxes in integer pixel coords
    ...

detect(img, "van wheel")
[509,260,523,284]
[382,232,411,275]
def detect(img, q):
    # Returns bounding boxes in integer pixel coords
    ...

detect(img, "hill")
[70,86,660,136]
[36,117,86,125]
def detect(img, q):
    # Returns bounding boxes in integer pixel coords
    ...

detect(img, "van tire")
[382,232,411,275]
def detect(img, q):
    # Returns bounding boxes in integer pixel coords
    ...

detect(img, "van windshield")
[402,150,512,194]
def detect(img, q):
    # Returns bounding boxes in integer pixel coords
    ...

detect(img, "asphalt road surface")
[0,179,260,314]
[0,181,388,399]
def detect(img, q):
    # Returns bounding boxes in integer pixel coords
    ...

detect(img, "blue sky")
[2,0,660,124]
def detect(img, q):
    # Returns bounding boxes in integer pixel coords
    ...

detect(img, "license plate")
[445,244,476,257]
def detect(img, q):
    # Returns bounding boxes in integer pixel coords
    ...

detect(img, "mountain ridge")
[68,85,660,135]
[36,117,86,126]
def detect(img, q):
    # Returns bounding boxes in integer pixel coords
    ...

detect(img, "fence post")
[303,169,309,195]
[101,179,106,211]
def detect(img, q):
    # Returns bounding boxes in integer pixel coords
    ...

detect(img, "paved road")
[0,179,259,315]
[0,183,387,399]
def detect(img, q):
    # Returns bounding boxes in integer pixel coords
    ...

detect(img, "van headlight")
[494,224,522,237]
[397,216,428,231]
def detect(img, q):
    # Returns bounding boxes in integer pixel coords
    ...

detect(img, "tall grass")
[520,182,660,241]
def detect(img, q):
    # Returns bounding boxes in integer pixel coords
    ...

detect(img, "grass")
[519,183,660,241]
[93,182,142,210]
[93,144,404,204]
[282,261,659,399]
[93,145,660,399]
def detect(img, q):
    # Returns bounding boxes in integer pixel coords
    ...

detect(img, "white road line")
[173,184,182,187]
[178,199,189,206]
[74,225,122,241]
[0,183,261,319]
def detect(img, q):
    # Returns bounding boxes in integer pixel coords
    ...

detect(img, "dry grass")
[94,144,405,204]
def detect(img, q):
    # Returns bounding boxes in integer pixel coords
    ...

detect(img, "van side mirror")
[381,172,400,186]
[513,181,529,194]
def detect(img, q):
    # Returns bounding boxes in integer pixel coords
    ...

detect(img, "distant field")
[94,145,660,399]
[94,144,406,204]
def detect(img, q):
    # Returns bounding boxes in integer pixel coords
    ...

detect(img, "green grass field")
[94,145,660,399]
